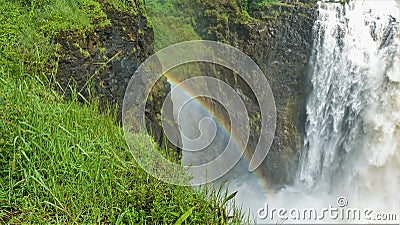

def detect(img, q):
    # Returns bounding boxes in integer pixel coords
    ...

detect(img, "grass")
[0,69,245,223]
[0,0,247,224]
[0,0,111,76]
[147,0,254,43]
[0,0,149,77]
[144,0,303,47]
[255,0,284,7]
[145,0,202,51]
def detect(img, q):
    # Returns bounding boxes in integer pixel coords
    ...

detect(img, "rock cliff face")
[55,1,180,156]
[56,2,153,110]
[54,0,317,187]
[191,1,317,187]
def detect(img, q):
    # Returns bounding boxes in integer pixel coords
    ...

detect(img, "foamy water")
[172,0,400,223]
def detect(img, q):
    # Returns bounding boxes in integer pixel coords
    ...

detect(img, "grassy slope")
[0,71,242,224]
[145,0,202,51]
[0,0,244,224]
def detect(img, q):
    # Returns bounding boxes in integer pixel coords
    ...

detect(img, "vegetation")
[145,0,308,44]
[144,0,313,46]
[0,71,246,224]
[254,0,287,5]
[0,0,150,75]
[0,0,109,76]
[145,0,289,45]
[0,0,246,223]
[145,0,201,50]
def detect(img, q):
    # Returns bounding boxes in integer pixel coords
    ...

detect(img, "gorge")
[51,0,400,223]
[168,0,400,223]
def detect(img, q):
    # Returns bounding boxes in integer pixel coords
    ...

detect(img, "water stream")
[171,0,400,223]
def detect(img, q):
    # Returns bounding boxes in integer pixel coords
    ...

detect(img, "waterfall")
[299,0,400,217]
[169,0,400,223]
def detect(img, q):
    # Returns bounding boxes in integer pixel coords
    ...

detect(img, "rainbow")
[163,71,270,192]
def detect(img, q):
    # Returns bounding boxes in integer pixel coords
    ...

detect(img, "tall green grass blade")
[174,206,195,225]
[222,191,238,206]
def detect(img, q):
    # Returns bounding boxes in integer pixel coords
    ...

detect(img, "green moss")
[98,47,107,60]
[281,96,301,153]
[298,13,308,17]
[105,0,139,15]
[145,0,201,50]
[80,47,91,58]
[0,0,150,77]
[257,0,283,7]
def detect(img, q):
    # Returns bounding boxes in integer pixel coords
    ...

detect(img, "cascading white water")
[299,2,366,192]
[255,0,400,222]
[171,0,400,223]
[297,0,400,220]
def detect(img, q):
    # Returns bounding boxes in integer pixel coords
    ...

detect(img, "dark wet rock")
[191,2,317,188]
[55,1,181,157]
